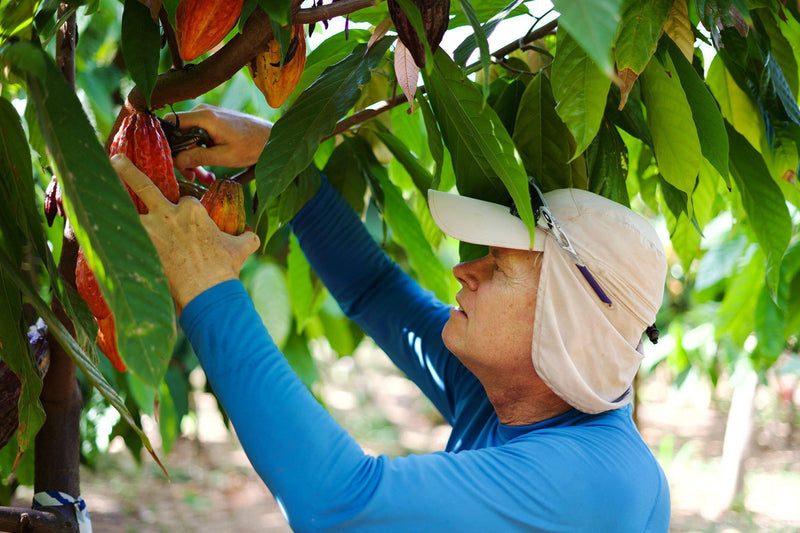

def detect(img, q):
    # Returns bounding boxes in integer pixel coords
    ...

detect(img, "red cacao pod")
[387,0,450,68]
[175,0,246,61]
[108,111,179,214]
[248,25,307,108]
[201,178,247,236]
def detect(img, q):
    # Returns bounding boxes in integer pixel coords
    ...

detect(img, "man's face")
[442,247,543,375]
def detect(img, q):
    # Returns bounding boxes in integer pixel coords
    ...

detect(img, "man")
[112,104,670,532]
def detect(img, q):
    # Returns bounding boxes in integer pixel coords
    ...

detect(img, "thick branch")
[0,506,77,533]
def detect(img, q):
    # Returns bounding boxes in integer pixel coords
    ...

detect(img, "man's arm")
[290,177,478,423]
[181,283,669,533]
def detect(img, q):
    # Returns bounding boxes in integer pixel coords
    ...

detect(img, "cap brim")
[428,189,545,251]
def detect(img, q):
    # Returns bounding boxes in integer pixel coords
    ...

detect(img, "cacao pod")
[248,25,307,108]
[108,111,180,214]
[76,250,127,372]
[387,0,450,68]
[175,0,246,61]
[201,178,247,236]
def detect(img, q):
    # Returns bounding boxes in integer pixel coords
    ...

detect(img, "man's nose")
[453,255,492,290]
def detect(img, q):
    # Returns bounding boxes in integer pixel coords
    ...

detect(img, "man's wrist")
[173,271,239,309]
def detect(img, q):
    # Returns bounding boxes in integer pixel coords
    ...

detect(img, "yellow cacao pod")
[248,25,307,108]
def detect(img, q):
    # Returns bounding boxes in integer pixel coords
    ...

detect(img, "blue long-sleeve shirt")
[179,179,670,533]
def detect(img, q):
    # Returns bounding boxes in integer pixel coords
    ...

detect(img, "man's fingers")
[111,154,169,211]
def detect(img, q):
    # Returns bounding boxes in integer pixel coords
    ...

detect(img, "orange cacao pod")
[175,0,245,61]
[76,250,127,372]
[108,111,179,214]
[248,25,307,108]
[97,315,127,373]
[201,178,247,236]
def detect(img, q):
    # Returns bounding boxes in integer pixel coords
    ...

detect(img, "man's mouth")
[453,305,467,317]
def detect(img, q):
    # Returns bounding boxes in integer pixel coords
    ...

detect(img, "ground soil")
[13,343,800,532]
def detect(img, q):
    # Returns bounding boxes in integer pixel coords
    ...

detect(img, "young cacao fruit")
[201,178,247,236]
[248,25,307,108]
[76,250,127,372]
[387,0,450,68]
[108,111,180,214]
[175,0,246,61]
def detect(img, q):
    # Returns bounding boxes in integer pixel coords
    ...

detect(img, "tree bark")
[33,4,82,524]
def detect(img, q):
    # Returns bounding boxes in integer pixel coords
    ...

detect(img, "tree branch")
[160,7,183,71]
[0,506,77,533]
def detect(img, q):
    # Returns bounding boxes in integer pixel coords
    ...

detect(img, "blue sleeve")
[180,282,669,533]
[290,178,477,424]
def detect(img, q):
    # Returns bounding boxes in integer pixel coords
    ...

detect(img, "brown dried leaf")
[617,68,638,110]
[369,18,394,50]
[394,41,419,112]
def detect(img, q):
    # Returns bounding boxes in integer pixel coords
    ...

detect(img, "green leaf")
[585,118,630,206]
[376,171,451,301]
[373,126,433,196]
[254,36,394,230]
[551,27,611,160]
[0,249,166,474]
[245,261,291,349]
[726,121,792,295]
[706,55,766,156]
[287,233,324,336]
[753,285,786,369]
[614,0,672,75]
[323,142,368,214]
[0,272,44,465]
[753,8,798,99]
[422,50,535,246]
[512,73,573,192]
[258,0,291,26]
[640,50,702,197]
[606,84,653,147]
[457,0,491,100]
[453,0,526,67]
[258,163,321,246]
[4,41,176,387]
[716,247,764,346]
[121,0,161,108]
[552,0,623,76]
[488,78,527,135]
[664,37,730,180]
[417,93,444,189]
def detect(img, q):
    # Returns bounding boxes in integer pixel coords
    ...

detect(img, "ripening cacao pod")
[175,0,246,61]
[108,111,180,214]
[201,178,247,236]
[387,0,450,68]
[248,25,307,108]
[76,250,127,372]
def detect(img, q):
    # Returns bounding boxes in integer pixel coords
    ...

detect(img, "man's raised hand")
[112,153,259,309]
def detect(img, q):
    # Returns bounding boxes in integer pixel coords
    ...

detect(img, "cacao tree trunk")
[32,5,82,529]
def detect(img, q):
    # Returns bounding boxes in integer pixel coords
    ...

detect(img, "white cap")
[428,188,667,414]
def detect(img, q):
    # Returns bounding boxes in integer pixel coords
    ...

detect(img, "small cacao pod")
[108,111,180,214]
[76,250,127,372]
[96,314,127,373]
[387,0,450,68]
[76,250,111,320]
[201,178,248,236]
[175,0,246,61]
[248,25,307,108]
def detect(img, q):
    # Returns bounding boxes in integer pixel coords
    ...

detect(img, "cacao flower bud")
[108,111,180,214]
[201,178,247,236]
[387,0,450,68]
[44,175,64,227]
[175,0,246,61]
[248,25,307,108]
